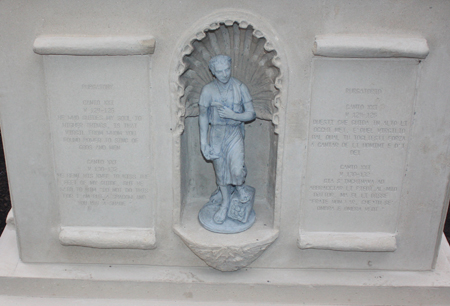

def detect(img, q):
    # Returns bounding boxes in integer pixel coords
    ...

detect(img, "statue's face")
[212,62,231,84]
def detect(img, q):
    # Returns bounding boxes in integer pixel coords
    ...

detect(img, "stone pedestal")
[0,220,450,305]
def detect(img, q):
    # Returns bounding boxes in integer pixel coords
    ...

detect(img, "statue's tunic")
[199,77,253,186]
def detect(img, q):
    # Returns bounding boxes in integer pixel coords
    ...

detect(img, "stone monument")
[0,1,450,305]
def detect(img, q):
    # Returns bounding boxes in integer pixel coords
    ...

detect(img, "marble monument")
[0,1,450,305]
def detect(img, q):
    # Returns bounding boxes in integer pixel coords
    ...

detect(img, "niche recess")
[172,19,283,271]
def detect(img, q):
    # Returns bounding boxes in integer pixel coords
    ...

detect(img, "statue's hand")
[217,106,236,120]
[201,144,211,160]
[201,144,220,160]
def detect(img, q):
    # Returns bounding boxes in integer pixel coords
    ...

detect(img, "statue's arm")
[199,105,209,149]
[220,102,255,122]
[241,100,256,121]
[198,87,213,160]
[217,83,256,122]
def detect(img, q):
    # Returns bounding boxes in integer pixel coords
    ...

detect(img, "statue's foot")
[213,206,228,224]
[237,186,251,203]
[209,188,222,204]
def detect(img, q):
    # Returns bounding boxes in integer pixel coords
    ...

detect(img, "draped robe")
[199,77,254,186]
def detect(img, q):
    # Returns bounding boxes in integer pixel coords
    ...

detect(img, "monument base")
[0,222,450,305]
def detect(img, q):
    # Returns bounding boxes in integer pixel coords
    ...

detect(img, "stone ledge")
[33,36,156,55]
[298,231,397,252]
[313,35,429,59]
[59,226,156,250]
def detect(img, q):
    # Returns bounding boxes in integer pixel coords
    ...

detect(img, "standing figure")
[198,55,257,233]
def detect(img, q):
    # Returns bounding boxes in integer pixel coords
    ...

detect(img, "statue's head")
[209,55,232,84]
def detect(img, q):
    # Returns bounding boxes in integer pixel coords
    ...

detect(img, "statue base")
[198,185,256,234]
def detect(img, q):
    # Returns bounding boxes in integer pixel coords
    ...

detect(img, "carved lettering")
[44,55,152,229]
[303,58,418,233]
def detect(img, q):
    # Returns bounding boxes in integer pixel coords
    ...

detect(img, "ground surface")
[0,133,448,241]
[0,134,10,235]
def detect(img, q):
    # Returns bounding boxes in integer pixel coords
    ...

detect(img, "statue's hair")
[209,55,232,73]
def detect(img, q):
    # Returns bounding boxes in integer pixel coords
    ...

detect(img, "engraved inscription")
[57,99,142,152]
[310,164,396,212]
[303,59,418,233]
[55,83,149,208]
[45,56,152,227]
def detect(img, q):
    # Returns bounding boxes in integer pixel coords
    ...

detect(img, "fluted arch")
[173,18,283,134]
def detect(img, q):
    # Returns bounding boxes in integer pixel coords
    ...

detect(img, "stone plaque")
[43,52,155,249]
[300,58,419,251]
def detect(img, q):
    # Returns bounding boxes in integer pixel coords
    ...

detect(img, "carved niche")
[171,16,284,271]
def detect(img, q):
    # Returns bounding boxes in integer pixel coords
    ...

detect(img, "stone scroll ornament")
[198,55,256,233]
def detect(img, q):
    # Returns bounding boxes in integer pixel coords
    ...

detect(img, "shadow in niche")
[173,21,282,271]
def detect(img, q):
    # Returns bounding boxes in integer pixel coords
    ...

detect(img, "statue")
[198,55,257,234]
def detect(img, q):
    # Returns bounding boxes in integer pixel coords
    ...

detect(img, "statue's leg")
[209,187,222,204]
[213,185,230,224]
[236,184,251,203]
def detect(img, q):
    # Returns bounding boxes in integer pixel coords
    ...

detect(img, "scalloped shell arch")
[177,21,282,124]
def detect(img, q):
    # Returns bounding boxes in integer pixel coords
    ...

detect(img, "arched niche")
[171,15,285,271]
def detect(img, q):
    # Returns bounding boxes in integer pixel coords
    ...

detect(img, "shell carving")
[179,22,281,122]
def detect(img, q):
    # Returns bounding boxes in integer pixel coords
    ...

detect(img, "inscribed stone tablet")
[301,58,418,245]
[44,56,152,229]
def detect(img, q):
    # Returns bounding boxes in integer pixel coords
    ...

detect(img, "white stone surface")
[0,298,305,306]
[0,0,449,275]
